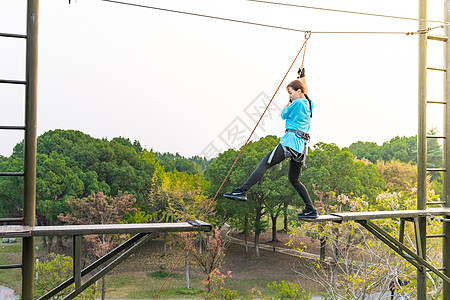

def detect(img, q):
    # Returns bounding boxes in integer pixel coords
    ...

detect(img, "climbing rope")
[153,34,311,299]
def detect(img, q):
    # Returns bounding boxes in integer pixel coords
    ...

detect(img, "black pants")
[241,144,313,208]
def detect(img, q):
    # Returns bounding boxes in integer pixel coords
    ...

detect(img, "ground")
[0,230,326,298]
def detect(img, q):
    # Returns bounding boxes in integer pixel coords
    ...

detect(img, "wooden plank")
[0,225,31,237]
[299,208,450,223]
[0,221,211,238]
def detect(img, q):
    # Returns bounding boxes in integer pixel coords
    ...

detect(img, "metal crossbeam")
[357,220,450,285]
[299,208,450,222]
[0,264,22,270]
[0,220,211,238]
[0,32,26,39]
[63,233,155,300]
[39,233,148,300]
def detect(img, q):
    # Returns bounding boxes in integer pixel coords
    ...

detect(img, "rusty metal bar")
[0,264,22,270]
[359,220,450,285]
[22,1,39,299]
[0,172,25,177]
[73,235,81,289]
[427,67,447,72]
[0,32,27,39]
[0,218,23,223]
[444,0,450,298]
[0,126,26,130]
[39,233,147,300]
[63,234,155,300]
[428,35,448,41]
[0,79,27,85]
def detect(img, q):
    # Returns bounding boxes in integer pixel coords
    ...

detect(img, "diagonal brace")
[39,233,147,300]
[63,233,155,300]
[356,220,421,269]
[357,220,450,285]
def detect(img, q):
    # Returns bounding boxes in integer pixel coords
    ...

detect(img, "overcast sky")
[0,0,446,159]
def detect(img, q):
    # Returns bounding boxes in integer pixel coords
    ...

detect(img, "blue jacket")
[279,97,313,154]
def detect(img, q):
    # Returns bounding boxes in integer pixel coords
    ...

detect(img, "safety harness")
[267,129,310,170]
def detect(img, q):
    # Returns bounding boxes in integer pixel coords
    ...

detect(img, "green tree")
[154,152,205,175]
[35,253,96,299]
[348,141,381,163]
[58,192,137,299]
[376,160,416,192]
[207,135,303,255]
[302,142,385,209]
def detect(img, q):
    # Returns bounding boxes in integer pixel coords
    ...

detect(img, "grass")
[0,233,317,299]
[105,271,206,298]
[0,238,22,293]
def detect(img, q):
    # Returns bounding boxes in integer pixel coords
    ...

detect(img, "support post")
[63,234,154,300]
[22,1,39,299]
[73,236,82,289]
[417,0,428,298]
[443,1,450,298]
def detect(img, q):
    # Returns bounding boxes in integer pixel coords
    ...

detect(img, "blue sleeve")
[281,100,300,120]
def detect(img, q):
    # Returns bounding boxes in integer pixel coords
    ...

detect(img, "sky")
[0,0,447,159]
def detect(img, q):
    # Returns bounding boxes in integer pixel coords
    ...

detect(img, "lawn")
[0,238,22,292]
[1,226,321,299]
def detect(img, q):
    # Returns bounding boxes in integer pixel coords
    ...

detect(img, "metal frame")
[39,233,152,300]
[1,0,448,298]
[443,1,450,298]
[22,1,39,298]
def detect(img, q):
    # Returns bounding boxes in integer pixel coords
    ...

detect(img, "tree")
[35,253,96,299]
[302,142,385,209]
[376,160,416,192]
[292,185,443,299]
[186,230,228,292]
[207,135,303,256]
[348,141,381,163]
[58,192,137,299]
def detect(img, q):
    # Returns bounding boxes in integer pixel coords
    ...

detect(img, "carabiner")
[304,31,312,40]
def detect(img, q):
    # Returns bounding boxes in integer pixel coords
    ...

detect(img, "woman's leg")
[241,145,286,190]
[288,160,313,209]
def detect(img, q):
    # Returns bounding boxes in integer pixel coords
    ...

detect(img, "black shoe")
[298,207,318,219]
[223,187,247,201]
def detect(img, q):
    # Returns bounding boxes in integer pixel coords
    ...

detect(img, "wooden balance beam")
[299,208,450,222]
[0,220,211,238]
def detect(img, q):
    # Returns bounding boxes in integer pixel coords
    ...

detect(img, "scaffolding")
[1,0,450,299]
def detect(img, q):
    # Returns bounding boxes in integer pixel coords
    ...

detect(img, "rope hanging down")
[153,34,311,300]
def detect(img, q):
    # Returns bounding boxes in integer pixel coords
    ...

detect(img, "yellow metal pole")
[417,0,427,298]
[22,0,39,299]
[443,0,450,298]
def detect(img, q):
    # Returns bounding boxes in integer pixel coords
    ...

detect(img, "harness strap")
[285,129,310,142]
[285,129,310,167]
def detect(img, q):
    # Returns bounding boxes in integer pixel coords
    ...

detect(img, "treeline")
[0,129,443,256]
[0,130,210,226]
[348,129,443,169]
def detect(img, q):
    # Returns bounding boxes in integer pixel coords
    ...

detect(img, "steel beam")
[358,221,450,285]
[22,1,39,299]
[0,33,27,39]
[444,1,450,298]
[73,236,81,289]
[357,221,421,269]
[39,233,147,300]
[0,172,25,177]
[63,234,155,300]
[0,264,22,270]
[417,0,428,298]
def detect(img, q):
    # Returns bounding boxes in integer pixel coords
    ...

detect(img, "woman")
[223,69,317,218]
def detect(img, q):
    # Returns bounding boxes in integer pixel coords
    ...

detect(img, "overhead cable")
[248,0,449,25]
[98,0,415,35]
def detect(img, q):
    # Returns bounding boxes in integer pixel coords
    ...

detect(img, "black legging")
[241,144,313,208]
